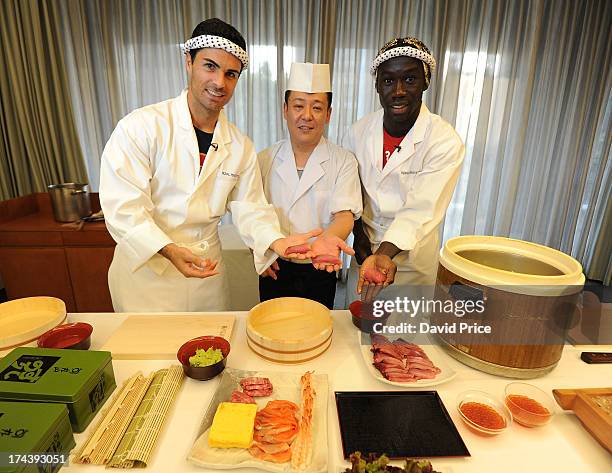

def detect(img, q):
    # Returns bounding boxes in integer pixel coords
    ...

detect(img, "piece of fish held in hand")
[311,254,342,265]
[284,244,310,256]
[363,268,386,284]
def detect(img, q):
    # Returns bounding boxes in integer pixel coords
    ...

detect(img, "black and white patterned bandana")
[370,37,436,86]
[181,34,249,69]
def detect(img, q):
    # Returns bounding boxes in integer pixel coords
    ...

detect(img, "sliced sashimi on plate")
[188,368,328,473]
[358,332,457,387]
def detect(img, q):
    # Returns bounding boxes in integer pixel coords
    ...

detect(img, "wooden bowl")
[0,297,67,351]
[246,297,333,363]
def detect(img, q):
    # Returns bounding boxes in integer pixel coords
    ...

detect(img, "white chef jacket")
[343,104,465,287]
[99,90,284,312]
[258,137,362,243]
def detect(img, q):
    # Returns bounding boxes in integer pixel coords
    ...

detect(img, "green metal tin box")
[0,401,75,473]
[0,348,116,433]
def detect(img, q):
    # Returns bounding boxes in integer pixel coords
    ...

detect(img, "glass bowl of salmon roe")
[504,382,555,427]
[456,390,512,435]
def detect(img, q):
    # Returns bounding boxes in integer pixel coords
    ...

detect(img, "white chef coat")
[99,90,284,312]
[343,104,465,289]
[258,137,362,243]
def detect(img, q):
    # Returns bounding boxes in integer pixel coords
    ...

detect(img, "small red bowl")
[38,322,93,350]
[349,300,391,333]
[177,336,231,381]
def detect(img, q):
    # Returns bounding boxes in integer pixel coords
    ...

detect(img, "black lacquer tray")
[335,391,470,458]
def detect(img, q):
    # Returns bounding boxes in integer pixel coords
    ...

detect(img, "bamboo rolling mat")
[109,366,184,468]
[72,365,184,468]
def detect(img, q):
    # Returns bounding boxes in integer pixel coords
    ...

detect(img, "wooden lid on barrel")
[439,236,584,296]
[434,236,585,378]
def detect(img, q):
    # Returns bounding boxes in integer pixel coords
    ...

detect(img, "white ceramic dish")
[188,367,328,472]
[358,332,457,387]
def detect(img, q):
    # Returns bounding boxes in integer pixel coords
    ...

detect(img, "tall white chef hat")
[286,63,331,93]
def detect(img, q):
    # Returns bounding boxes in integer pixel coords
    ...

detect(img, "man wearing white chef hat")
[258,63,362,308]
[343,37,465,302]
[99,19,326,312]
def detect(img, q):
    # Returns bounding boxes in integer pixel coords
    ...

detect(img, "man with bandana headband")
[100,18,330,312]
[343,37,465,303]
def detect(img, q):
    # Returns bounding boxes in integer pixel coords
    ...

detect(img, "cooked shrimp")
[291,371,315,470]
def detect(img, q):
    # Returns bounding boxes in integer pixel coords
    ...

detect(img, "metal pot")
[47,183,92,222]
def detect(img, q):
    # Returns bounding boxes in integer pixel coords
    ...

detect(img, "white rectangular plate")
[188,368,328,472]
[358,332,457,387]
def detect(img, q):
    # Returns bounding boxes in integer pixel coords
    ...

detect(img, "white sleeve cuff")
[382,226,418,252]
[122,222,173,272]
[252,227,285,260]
[254,252,280,275]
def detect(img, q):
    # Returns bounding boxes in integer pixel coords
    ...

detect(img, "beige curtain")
[185,0,341,149]
[583,191,611,283]
[329,0,611,283]
[0,0,88,200]
[15,0,612,283]
[58,0,186,190]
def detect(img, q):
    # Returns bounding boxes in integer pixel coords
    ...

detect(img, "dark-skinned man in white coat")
[344,37,465,303]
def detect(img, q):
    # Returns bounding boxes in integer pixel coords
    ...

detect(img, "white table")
[62,311,612,472]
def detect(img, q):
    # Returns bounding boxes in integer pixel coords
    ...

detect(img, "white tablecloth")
[61,311,612,473]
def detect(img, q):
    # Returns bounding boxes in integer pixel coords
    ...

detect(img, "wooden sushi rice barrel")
[431,236,584,378]
[246,297,333,363]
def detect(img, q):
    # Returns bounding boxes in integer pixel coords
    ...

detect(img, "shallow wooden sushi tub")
[0,297,67,353]
[431,236,584,378]
[246,297,333,363]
